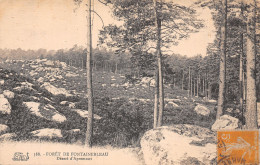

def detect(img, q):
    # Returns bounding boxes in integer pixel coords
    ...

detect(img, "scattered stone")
[165,98,181,103]
[141,125,216,165]
[23,102,66,123]
[60,101,68,105]
[207,99,217,103]
[194,104,210,116]
[65,73,77,77]
[69,102,76,108]
[72,109,102,120]
[0,124,10,136]
[211,115,239,131]
[0,79,4,85]
[31,128,63,139]
[165,101,179,109]
[0,95,11,115]
[41,82,72,97]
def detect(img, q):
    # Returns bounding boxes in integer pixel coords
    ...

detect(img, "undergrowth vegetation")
[0,64,217,147]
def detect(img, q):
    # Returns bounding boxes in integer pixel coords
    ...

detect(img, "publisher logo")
[12,152,29,161]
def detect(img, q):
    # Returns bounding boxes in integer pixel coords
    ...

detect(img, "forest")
[0,0,259,164]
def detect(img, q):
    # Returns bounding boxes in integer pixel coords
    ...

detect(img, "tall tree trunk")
[245,0,257,129]
[85,0,94,147]
[190,74,192,96]
[153,70,159,128]
[115,62,118,74]
[182,70,184,91]
[153,0,164,127]
[239,2,244,124]
[197,76,199,97]
[202,74,205,96]
[188,67,191,97]
[216,0,227,120]
[193,78,196,97]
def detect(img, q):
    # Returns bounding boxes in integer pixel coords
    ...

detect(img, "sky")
[0,0,216,57]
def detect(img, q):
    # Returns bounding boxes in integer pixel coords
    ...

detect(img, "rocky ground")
[0,59,249,164]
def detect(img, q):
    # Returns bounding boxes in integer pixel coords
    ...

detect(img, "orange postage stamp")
[217,130,259,165]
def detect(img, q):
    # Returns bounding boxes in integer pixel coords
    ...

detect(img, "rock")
[65,73,77,77]
[165,102,179,109]
[69,102,76,108]
[165,98,181,103]
[0,124,10,136]
[59,62,67,68]
[31,128,63,139]
[3,90,15,99]
[23,102,66,123]
[72,109,102,120]
[60,101,68,105]
[141,125,216,165]
[14,81,35,92]
[0,79,4,85]
[0,133,16,141]
[0,95,11,115]
[211,115,239,131]
[41,82,72,97]
[207,99,217,103]
[194,104,210,116]
[37,77,44,83]
[43,60,55,66]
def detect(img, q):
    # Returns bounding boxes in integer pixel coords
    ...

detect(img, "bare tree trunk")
[153,70,159,128]
[190,74,192,96]
[216,0,227,120]
[188,67,190,97]
[115,62,118,74]
[239,3,244,124]
[245,0,257,129]
[182,70,184,91]
[202,74,205,96]
[197,76,199,97]
[193,78,195,97]
[85,0,94,147]
[153,0,164,127]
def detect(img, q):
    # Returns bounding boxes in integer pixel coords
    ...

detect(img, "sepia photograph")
[0,0,259,164]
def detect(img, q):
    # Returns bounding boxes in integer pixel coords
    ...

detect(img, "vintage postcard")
[0,0,259,164]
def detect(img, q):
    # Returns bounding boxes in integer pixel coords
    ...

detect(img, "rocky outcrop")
[41,82,72,97]
[23,102,66,123]
[0,133,17,141]
[72,109,102,120]
[3,90,15,99]
[31,128,63,139]
[141,124,216,165]
[0,94,11,115]
[211,115,239,131]
[194,104,210,116]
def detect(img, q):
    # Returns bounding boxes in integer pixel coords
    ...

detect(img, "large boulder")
[0,95,11,115]
[141,124,216,165]
[194,104,210,116]
[31,128,63,139]
[23,102,66,123]
[0,124,10,136]
[211,115,239,131]
[41,82,72,97]
[0,133,16,141]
